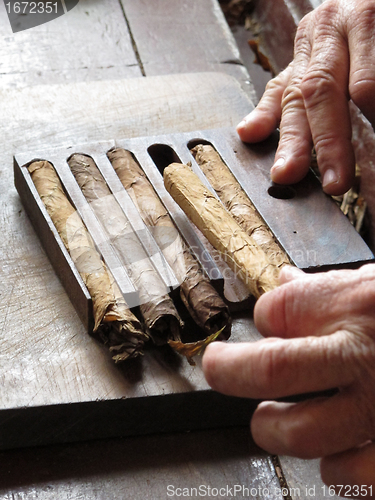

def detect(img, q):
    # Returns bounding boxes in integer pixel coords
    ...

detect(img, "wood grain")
[279,456,341,500]
[0,0,142,88]
[120,0,257,100]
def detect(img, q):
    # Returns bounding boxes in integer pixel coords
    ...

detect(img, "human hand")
[237,0,375,196]
[203,264,375,492]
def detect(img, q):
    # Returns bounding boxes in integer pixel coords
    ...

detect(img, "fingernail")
[236,112,252,128]
[271,157,285,172]
[236,109,260,130]
[322,169,338,188]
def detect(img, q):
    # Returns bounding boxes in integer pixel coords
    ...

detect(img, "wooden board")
[0,72,260,451]
[0,427,284,500]
[0,0,142,88]
[8,123,373,451]
[120,0,255,99]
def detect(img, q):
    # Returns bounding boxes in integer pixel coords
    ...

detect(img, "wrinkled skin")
[237,0,375,196]
[204,1,375,492]
[203,265,375,492]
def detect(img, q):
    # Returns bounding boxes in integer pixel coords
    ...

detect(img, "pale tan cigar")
[164,162,285,298]
[191,144,289,270]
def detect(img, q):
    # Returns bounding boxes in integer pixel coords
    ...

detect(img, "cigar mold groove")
[268,183,296,200]
[187,138,212,150]
[147,144,182,174]
[13,157,95,333]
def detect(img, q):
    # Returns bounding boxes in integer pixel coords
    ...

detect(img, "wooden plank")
[0,72,252,148]
[0,0,142,88]
[0,73,255,449]
[13,126,371,433]
[120,0,257,100]
[280,456,341,500]
[0,428,283,500]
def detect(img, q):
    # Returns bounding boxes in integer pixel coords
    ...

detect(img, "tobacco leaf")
[164,162,282,298]
[107,148,231,339]
[248,38,274,74]
[68,153,183,345]
[191,144,289,270]
[168,329,224,366]
[28,160,147,361]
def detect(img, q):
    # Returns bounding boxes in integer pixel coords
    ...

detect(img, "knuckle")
[263,78,281,97]
[256,338,300,395]
[281,84,304,109]
[256,340,286,392]
[313,0,340,28]
[294,15,310,46]
[348,2,375,32]
[264,69,289,95]
[312,131,340,156]
[300,68,338,103]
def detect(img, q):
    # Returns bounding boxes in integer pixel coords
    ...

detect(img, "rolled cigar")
[164,163,282,298]
[28,160,148,362]
[191,144,289,269]
[107,147,231,338]
[68,154,182,345]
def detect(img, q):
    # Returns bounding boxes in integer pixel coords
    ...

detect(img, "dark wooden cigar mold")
[9,127,374,451]
[14,129,374,337]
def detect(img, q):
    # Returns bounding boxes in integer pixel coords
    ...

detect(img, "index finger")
[202,332,355,400]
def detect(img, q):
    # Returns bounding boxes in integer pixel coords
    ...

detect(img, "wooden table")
[0,1,342,498]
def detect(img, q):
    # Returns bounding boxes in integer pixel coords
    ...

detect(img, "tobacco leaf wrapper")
[164,163,282,298]
[191,144,289,270]
[28,160,148,362]
[68,154,182,345]
[107,148,231,340]
[168,329,223,366]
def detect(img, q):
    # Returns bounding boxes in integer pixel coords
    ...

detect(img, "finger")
[278,265,306,285]
[202,331,355,400]
[301,14,355,195]
[321,441,375,492]
[254,266,375,339]
[268,20,314,186]
[254,272,334,338]
[348,3,375,127]
[251,392,372,459]
[236,64,292,143]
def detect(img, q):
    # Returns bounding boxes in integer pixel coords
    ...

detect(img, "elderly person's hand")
[237,0,375,196]
[203,264,375,493]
